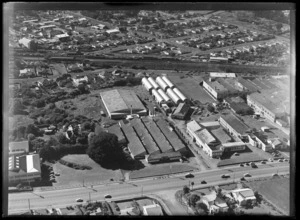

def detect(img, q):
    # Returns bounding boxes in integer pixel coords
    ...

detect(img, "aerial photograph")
[4,2,294,216]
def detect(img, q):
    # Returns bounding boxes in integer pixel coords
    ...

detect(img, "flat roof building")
[219,113,249,138]
[210,72,236,78]
[100,89,147,119]
[171,103,190,120]
[9,141,29,155]
[203,80,228,99]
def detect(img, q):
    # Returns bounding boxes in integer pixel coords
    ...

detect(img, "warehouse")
[219,113,249,139]
[210,72,236,78]
[152,89,164,104]
[100,89,147,119]
[171,103,190,120]
[142,118,173,153]
[106,125,127,145]
[131,119,160,155]
[172,88,187,102]
[162,76,175,89]
[155,119,187,154]
[203,80,228,99]
[146,151,182,164]
[120,120,146,159]
[142,77,153,93]
[156,76,169,91]
[166,88,181,105]
[148,77,160,90]
[157,89,171,102]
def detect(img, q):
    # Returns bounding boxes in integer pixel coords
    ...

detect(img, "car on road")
[104,194,112,199]
[284,159,289,162]
[76,198,83,202]
[261,161,266,164]
[240,163,244,167]
[55,173,60,176]
[240,177,246,181]
[185,173,194,178]
[245,163,250,166]
[278,159,284,162]
[221,174,230,178]
[201,180,207,184]
[244,173,252,177]
[268,158,274,162]
[272,173,279,177]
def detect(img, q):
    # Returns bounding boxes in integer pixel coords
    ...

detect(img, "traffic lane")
[9,165,289,214]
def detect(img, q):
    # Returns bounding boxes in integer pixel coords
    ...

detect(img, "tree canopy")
[86,132,122,166]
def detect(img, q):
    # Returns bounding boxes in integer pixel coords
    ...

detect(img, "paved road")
[8,163,289,214]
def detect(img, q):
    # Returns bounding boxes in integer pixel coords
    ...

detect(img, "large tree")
[188,194,200,207]
[86,132,121,166]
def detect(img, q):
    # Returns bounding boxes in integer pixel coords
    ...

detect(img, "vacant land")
[168,75,215,103]
[130,164,197,179]
[245,176,290,215]
[52,154,124,186]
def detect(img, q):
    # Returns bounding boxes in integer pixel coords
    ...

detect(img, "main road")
[8,162,289,215]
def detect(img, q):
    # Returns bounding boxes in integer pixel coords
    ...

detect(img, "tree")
[16,125,27,140]
[27,133,36,141]
[86,132,121,166]
[81,121,91,131]
[30,138,46,152]
[188,194,200,207]
[195,202,209,215]
[26,124,43,137]
[183,185,190,194]
[276,23,283,32]
[39,145,57,161]
[56,132,69,144]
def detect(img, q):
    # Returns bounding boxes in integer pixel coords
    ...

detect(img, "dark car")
[185,173,194,178]
[221,174,230,178]
[240,163,244,167]
[240,177,246,181]
[201,180,207,184]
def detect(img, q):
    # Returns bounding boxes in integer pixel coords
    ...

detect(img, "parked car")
[240,163,244,167]
[261,161,266,164]
[76,198,83,202]
[278,159,284,162]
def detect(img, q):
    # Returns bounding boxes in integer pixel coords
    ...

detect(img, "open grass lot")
[168,75,215,103]
[56,93,104,119]
[245,176,290,215]
[52,154,124,186]
[130,163,198,180]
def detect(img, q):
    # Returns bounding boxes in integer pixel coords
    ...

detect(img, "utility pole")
[83,178,85,187]
[28,199,31,211]
[89,192,91,203]
[141,186,143,197]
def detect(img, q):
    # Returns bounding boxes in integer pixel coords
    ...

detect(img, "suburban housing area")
[6,6,292,216]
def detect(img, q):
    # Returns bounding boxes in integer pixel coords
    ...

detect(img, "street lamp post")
[28,199,31,211]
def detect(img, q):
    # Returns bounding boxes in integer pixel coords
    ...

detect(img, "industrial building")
[156,76,169,91]
[106,125,127,145]
[142,118,173,153]
[157,89,171,103]
[100,89,147,119]
[210,72,236,78]
[166,88,181,105]
[148,77,160,90]
[131,119,161,155]
[247,91,289,123]
[172,87,187,102]
[161,76,175,89]
[203,79,228,99]
[120,120,146,159]
[9,154,41,184]
[142,77,153,93]
[171,103,190,120]
[146,151,182,164]
[152,89,164,104]
[219,113,250,139]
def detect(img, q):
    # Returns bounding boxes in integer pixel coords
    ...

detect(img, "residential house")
[231,188,256,207]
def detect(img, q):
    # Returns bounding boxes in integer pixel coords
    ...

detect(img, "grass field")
[130,163,197,179]
[245,176,290,215]
[168,75,215,103]
[52,154,124,186]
